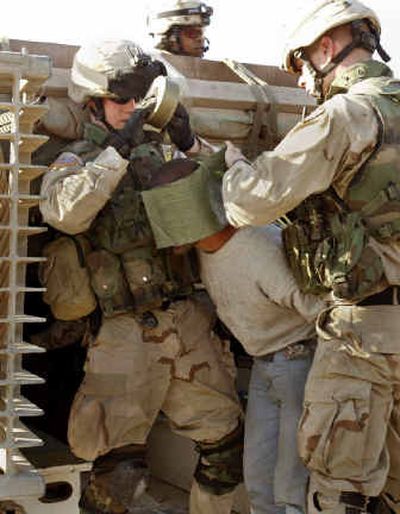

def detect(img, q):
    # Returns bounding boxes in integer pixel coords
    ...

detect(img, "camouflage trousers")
[68,293,242,513]
[298,305,400,514]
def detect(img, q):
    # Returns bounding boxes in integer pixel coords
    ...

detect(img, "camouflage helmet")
[69,39,166,104]
[282,0,382,73]
[148,1,213,38]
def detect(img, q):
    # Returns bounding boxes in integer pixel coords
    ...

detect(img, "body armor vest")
[64,123,197,317]
[283,61,400,302]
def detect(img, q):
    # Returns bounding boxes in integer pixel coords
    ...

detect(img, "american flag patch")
[51,152,83,170]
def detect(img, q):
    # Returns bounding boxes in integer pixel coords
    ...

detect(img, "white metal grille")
[0,49,51,503]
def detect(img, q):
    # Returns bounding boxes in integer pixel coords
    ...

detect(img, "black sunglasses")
[111,96,137,105]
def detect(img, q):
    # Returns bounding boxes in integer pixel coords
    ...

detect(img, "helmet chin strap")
[297,20,391,104]
[90,97,115,133]
[295,51,326,104]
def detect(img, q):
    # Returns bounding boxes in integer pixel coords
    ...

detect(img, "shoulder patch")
[51,152,83,170]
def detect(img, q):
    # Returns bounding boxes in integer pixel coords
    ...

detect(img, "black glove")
[104,106,151,158]
[166,103,195,152]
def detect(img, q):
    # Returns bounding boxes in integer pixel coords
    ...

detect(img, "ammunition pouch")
[86,250,134,318]
[282,185,400,301]
[121,247,166,312]
[40,235,97,320]
[282,196,331,295]
[86,247,185,317]
[315,211,384,300]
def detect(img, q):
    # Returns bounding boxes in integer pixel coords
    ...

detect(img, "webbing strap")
[223,59,278,159]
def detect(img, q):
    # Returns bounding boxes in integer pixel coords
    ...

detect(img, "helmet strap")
[319,20,391,76]
[89,98,105,122]
[305,60,325,104]
[90,97,114,132]
[298,20,391,104]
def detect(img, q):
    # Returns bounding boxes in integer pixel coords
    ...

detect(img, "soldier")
[138,153,327,514]
[148,0,213,58]
[39,39,243,514]
[221,1,400,513]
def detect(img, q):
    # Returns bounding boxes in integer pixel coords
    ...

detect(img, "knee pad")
[194,422,244,496]
[80,444,148,514]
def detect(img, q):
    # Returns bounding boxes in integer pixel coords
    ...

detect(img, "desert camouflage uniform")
[40,121,242,514]
[223,60,400,514]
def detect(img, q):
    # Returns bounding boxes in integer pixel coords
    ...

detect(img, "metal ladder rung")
[0,164,48,181]
[0,342,45,355]
[0,225,47,236]
[0,132,14,141]
[0,420,43,449]
[0,256,46,264]
[0,370,45,387]
[19,165,47,181]
[0,287,46,293]
[19,134,49,153]
[20,105,48,125]
[0,102,16,112]
[0,194,45,208]
[0,315,46,324]
[0,133,48,151]
[0,396,43,417]
[0,103,47,117]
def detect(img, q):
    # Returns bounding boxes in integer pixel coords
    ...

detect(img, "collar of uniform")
[83,122,109,147]
[326,60,393,99]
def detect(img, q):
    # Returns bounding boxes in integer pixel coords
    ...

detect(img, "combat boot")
[79,444,148,514]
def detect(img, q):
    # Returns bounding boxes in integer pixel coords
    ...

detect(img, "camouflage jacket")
[223,60,400,301]
[40,122,197,316]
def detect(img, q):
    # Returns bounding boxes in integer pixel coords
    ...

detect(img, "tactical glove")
[166,103,195,152]
[104,105,152,158]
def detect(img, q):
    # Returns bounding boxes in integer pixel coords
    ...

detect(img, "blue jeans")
[244,351,312,514]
